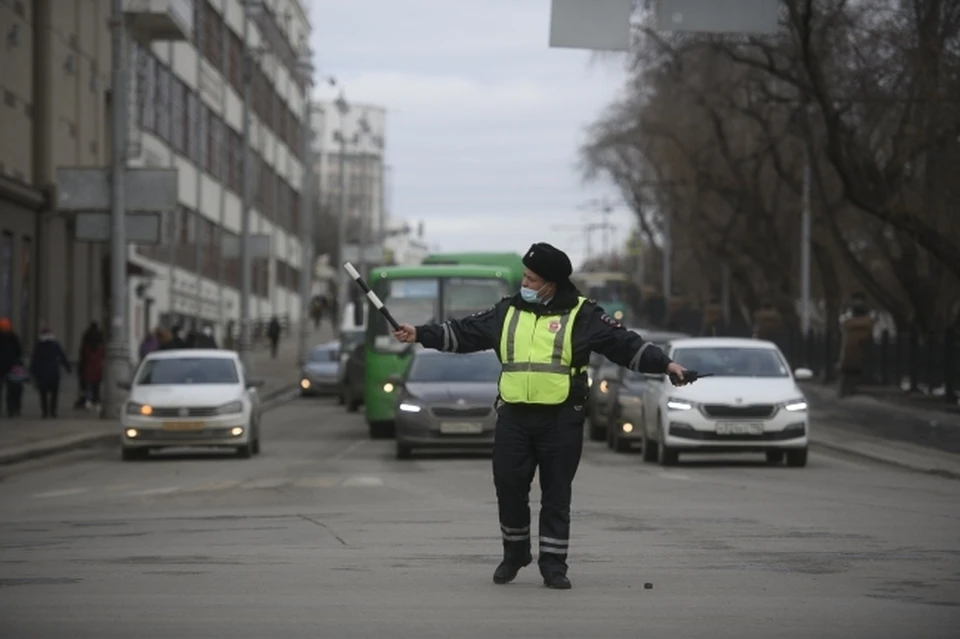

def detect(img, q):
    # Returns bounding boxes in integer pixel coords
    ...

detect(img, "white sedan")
[640,337,812,467]
[118,350,264,460]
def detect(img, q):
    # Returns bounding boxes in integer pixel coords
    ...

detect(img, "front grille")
[701,404,776,419]
[431,406,492,418]
[150,406,220,418]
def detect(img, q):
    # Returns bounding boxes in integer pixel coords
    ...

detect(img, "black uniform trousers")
[492,400,586,576]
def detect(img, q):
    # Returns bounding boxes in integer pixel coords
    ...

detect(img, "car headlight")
[782,399,808,412]
[215,400,244,415]
[599,380,609,394]
[398,401,422,413]
[587,375,593,388]
[126,402,152,416]
[666,398,693,411]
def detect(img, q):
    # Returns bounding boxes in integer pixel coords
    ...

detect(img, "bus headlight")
[383,382,395,393]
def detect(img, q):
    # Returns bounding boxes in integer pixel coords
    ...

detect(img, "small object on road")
[343,262,401,331]
[644,582,653,590]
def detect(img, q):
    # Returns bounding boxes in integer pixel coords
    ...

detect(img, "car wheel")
[395,441,412,460]
[121,446,147,461]
[640,408,657,462]
[588,422,605,442]
[251,437,261,455]
[614,432,630,453]
[346,387,360,413]
[657,418,679,466]
[786,447,808,467]
[369,421,395,439]
[765,450,784,465]
[236,444,252,459]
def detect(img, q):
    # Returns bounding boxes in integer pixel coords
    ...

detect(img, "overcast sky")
[308,0,635,269]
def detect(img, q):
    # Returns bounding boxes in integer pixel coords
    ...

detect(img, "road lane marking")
[342,475,383,487]
[239,478,289,490]
[293,476,342,488]
[33,488,89,499]
[125,486,182,496]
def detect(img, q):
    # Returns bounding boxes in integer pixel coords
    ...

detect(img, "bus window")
[443,278,510,318]
[371,278,440,351]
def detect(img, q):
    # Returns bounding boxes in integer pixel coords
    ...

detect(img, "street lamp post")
[333,93,352,333]
[104,0,129,419]
[237,1,256,372]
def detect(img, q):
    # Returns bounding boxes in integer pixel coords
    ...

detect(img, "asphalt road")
[1,398,958,638]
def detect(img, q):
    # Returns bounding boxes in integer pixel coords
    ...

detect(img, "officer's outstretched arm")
[414,304,501,354]
[584,306,671,374]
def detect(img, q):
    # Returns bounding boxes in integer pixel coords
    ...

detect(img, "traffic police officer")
[392,243,689,589]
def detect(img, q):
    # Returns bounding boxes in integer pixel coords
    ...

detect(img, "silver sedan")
[391,350,502,459]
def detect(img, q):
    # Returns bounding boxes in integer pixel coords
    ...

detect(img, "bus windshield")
[370,276,508,352]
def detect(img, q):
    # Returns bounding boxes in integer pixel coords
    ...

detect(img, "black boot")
[543,573,572,590]
[493,553,532,585]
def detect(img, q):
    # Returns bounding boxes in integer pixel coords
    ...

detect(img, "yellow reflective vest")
[497,297,588,404]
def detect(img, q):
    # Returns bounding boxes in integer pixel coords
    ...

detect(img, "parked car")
[604,367,649,452]
[391,349,501,459]
[639,337,812,467]
[119,350,263,460]
[339,340,366,412]
[333,330,365,404]
[300,342,342,397]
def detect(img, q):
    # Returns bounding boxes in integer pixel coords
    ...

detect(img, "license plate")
[715,422,764,435]
[440,422,483,434]
[162,421,206,432]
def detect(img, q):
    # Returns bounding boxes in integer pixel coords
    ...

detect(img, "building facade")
[0,0,311,360]
[310,100,387,261]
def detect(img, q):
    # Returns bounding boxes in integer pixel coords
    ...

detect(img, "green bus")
[571,271,630,322]
[363,264,513,438]
[422,252,525,290]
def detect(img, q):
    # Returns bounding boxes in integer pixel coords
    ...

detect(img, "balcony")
[124,0,194,43]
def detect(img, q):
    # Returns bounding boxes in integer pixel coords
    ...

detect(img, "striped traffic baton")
[343,262,401,331]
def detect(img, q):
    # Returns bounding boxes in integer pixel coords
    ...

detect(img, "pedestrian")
[391,242,691,589]
[80,323,105,409]
[139,329,159,361]
[0,317,25,417]
[29,326,71,418]
[169,324,186,349]
[195,326,218,349]
[267,316,281,358]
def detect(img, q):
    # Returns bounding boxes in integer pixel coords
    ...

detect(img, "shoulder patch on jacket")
[599,313,622,328]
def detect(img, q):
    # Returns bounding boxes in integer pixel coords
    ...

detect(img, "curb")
[0,431,119,467]
[810,432,960,480]
[0,383,301,468]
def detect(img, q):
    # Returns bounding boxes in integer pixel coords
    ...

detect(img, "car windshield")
[444,278,510,317]
[407,352,501,383]
[137,357,239,385]
[308,347,339,363]
[670,346,789,378]
[371,278,440,352]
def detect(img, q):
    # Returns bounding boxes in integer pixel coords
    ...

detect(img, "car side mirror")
[793,367,814,381]
[117,381,131,390]
[246,377,265,388]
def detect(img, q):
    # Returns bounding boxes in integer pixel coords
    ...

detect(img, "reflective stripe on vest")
[497,297,587,404]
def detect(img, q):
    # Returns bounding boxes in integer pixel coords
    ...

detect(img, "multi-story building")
[0,0,311,360]
[310,100,387,261]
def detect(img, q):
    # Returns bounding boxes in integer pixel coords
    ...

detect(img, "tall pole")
[800,112,813,336]
[357,150,368,278]
[298,68,315,365]
[662,209,672,300]
[335,130,348,334]
[238,4,253,371]
[104,0,129,419]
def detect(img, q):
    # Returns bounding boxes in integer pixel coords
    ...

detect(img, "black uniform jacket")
[414,284,673,406]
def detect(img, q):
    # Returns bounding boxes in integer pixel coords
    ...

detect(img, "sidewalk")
[0,323,334,466]
[803,381,960,478]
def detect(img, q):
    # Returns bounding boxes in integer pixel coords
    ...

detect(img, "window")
[407,351,501,383]
[140,50,156,133]
[670,347,790,378]
[228,31,243,92]
[443,278,510,318]
[203,1,223,69]
[187,91,201,163]
[155,64,171,142]
[371,278,439,351]
[203,107,216,176]
[171,77,186,154]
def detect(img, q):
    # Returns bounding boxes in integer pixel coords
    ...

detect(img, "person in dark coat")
[79,322,106,408]
[194,326,218,349]
[267,316,281,358]
[29,326,71,418]
[0,317,24,417]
